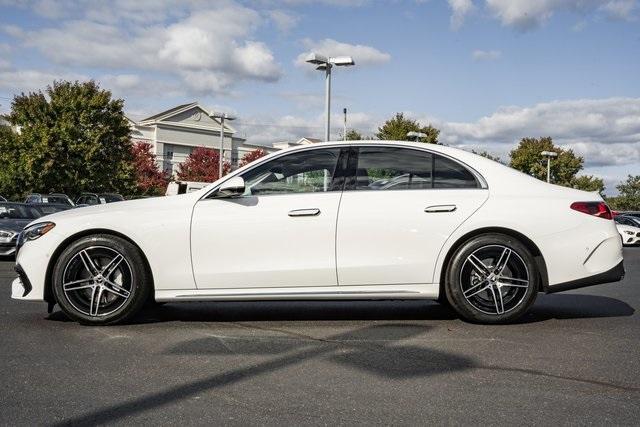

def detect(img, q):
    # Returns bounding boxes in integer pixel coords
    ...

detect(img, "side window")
[240,148,342,196]
[87,196,99,205]
[352,146,432,191]
[433,155,479,189]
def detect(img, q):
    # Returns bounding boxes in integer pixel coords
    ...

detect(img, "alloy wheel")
[61,246,133,317]
[459,244,530,315]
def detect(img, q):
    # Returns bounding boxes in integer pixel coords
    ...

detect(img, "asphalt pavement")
[1,249,639,426]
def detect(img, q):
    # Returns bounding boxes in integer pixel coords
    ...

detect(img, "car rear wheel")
[445,233,539,324]
[52,234,151,325]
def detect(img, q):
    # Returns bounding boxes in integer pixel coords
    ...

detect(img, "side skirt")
[155,284,439,302]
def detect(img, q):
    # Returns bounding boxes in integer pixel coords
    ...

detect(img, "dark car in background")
[75,193,124,206]
[25,193,75,207]
[0,202,71,256]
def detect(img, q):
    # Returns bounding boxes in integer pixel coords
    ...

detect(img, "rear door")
[336,145,488,286]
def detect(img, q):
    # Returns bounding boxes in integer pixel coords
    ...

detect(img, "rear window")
[352,146,480,190]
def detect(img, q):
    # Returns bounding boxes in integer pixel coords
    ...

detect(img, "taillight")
[570,201,612,220]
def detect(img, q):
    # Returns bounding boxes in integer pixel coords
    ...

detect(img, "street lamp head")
[329,56,355,67]
[540,151,558,158]
[305,52,329,65]
[407,131,427,139]
[209,111,236,121]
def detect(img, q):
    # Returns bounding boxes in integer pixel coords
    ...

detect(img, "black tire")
[52,234,151,325]
[445,233,539,324]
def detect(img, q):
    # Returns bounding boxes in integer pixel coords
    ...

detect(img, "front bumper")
[546,260,625,293]
[0,245,16,256]
[11,264,35,300]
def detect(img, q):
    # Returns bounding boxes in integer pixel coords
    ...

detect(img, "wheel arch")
[437,227,549,298]
[44,228,155,304]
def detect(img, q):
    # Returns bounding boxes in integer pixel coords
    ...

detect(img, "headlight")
[22,222,56,241]
[0,230,16,243]
[624,230,634,235]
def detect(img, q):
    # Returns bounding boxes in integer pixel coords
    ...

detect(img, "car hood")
[0,219,32,233]
[28,193,198,227]
[616,223,640,232]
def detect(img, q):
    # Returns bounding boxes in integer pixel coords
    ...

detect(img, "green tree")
[345,129,363,140]
[376,113,439,144]
[509,137,583,186]
[0,80,135,200]
[570,175,605,194]
[607,175,640,210]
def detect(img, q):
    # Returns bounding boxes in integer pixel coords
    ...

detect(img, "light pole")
[305,53,355,141]
[343,108,347,141]
[540,151,558,183]
[209,111,236,179]
[407,131,428,142]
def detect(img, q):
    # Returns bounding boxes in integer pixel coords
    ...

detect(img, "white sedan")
[11,141,625,325]
[615,221,640,246]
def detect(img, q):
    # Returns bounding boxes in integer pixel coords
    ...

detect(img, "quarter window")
[240,148,342,196]
[433,155,479,188]
[351,146,479,191]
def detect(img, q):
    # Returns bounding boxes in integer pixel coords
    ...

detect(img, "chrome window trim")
[200,142,488,201]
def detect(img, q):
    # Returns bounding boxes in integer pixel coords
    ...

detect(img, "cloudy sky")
[0,0,638,193]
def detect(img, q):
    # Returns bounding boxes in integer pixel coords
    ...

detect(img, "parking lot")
[0,249,638,426]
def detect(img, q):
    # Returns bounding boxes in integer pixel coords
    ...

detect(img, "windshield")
[101,194,124,203]
[45,195,73,205]
[0,203,40,220]
[33,205,70,216]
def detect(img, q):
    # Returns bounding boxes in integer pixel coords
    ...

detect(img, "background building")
[129,102,275,176]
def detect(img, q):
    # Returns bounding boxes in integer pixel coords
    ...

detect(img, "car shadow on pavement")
[521,293,635,323]
[51,324,476,426]
[44,293,634,325]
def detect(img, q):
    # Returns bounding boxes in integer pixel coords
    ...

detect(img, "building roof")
[139,102,198,123]
[135,102,237,134]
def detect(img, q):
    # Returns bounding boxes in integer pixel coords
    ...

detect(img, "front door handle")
[424,204,457,213]
[288,208,321,217]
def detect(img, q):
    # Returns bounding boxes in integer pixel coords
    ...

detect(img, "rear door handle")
[288,208,321,217]
[424,204,457,213]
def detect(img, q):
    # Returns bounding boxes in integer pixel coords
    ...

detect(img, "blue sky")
[0,0,638,194]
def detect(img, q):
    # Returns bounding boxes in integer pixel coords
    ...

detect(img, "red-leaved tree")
[131,141,169,196]
[176,147,231,182]
[239,148,268,167]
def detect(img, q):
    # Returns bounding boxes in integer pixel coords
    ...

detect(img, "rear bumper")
[546,260,625,293]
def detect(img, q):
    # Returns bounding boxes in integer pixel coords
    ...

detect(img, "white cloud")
[295,38,391,67]
[0,69,87,93]
[423,97,640,167]
[484,0,637,30]
[5,3,282,95]
[600,0,638,20]
[448,0,475,30]
[472,49,501,61]
[268,9,299,32]
[237,110,376,144]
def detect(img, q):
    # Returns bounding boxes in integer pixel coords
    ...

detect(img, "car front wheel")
[52,234,151,325]
[445,233,539,324]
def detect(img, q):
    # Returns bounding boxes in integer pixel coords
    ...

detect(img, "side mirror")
[213,176,245,198]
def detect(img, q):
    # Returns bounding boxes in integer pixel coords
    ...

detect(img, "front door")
[336,145,489,286]
[191,147,346,289]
